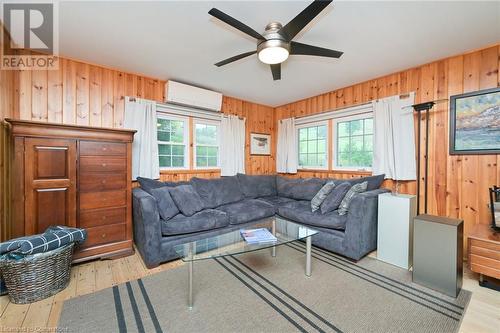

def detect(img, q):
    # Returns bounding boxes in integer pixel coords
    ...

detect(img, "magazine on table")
[240,228,277,244]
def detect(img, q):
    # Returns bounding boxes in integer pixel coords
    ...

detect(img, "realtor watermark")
[1,1,59,70]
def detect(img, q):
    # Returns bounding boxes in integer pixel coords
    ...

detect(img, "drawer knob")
[101,180,106,184]
[102,163,107,167]
[103,147,107,151]
[101,233,106,238]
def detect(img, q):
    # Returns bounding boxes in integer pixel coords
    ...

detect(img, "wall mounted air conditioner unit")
[165,81,223,112]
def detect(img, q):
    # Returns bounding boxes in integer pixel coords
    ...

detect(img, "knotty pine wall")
[0,24,17,240]
[275,44,500,251]
[7,56,275,185]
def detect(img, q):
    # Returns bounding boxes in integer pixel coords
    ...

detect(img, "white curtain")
[372,94,416,180]
[124,97,160,180]
[220,115,246,176]
[276,118,298,174]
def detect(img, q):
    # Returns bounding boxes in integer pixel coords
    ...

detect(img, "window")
[157,115,189,169]
[194,121,220,168]
[333,115,373,170]
[298,122,328,169]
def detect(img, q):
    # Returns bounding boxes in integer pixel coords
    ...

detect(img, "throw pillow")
[169,185,204,216]
[320,182,351,214]
[347,174,385,191]
[338,181,368,215]
[311,181,336,212]
[137,177,166,194]
[150,187,180,220]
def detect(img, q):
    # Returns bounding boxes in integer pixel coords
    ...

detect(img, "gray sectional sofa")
[133,174,389,268]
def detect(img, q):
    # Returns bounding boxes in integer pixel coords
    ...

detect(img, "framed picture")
[250,133,271,155]
[449,87,500,155]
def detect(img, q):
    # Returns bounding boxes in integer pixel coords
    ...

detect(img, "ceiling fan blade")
[278,0,332,41]
[290,41,343,58]
[215,51,256,67]
[209,8,264,40]
[270,64,281,80]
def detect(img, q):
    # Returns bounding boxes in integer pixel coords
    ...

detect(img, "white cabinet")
[377,193,417,269]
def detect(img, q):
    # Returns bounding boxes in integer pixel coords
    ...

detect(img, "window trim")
[332,113,373,172]
[193,118,221,170]
[157,113,190,170]
[296,120,329,170]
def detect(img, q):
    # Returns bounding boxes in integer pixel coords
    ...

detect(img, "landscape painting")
[450,87,500,154]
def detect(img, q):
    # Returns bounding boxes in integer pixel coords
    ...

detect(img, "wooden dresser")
[5,119,135,262]
[467,224,500,281]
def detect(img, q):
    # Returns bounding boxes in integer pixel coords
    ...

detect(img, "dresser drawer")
[470,245,500,261]
[80,190,126,210]
[79,173,127,192]
[81,224,126,248]
[80,141,126,156]
[469,239,500,252]
[469,254,500,270]
[80,157,126,173]
[79,207,127,228]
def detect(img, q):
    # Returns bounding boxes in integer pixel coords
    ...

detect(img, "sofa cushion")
[338,181,368,215]
[163,180,191,187]
[320,182,352,214]
[276,177,326,200]
[149,187,179,221]
[137,177,190,194]
[191,176,244,208]
[137,177,166,194]
[278,201,348,230]
[311,181,336,212]
[161,209,229,236]
[169,185,204,217]
[237,173,277,198]
[217,199,275,225]
[344,174,385,191]
[256,196,296,208]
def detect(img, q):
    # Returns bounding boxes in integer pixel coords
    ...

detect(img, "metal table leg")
[271,219,276,257]
[188,242,194,309]
[305,236,312,277]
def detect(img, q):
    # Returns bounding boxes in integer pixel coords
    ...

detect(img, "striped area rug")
[59,242,471,332]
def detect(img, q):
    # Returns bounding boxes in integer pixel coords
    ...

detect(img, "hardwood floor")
[0,250,498,332]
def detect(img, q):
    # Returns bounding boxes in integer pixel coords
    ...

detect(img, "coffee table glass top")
[173,217,318,262]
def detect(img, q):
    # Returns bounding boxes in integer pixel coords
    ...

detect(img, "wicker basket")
[0,243,74,304]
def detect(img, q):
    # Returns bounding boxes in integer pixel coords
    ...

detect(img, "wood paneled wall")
[5,41,498,251]
[0,24,17,240]
[275,44,500,250]
[16,58,165,126]
[7,56,276,186]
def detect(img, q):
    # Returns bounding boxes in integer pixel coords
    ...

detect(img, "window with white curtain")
[333,114,373,170]
[194,120,220,169]
[297,121,328,169]
[157,114,189,169]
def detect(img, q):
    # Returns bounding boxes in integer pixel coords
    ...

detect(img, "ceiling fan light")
[258,46,289,65]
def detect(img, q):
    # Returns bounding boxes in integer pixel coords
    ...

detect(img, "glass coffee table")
[173,216,318,309]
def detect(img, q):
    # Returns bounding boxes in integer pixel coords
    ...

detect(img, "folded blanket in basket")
[0,226,87,256]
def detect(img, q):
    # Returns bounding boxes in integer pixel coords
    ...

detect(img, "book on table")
[240,228,277,244]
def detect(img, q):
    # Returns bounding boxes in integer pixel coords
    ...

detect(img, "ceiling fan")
[209,0,343,81]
